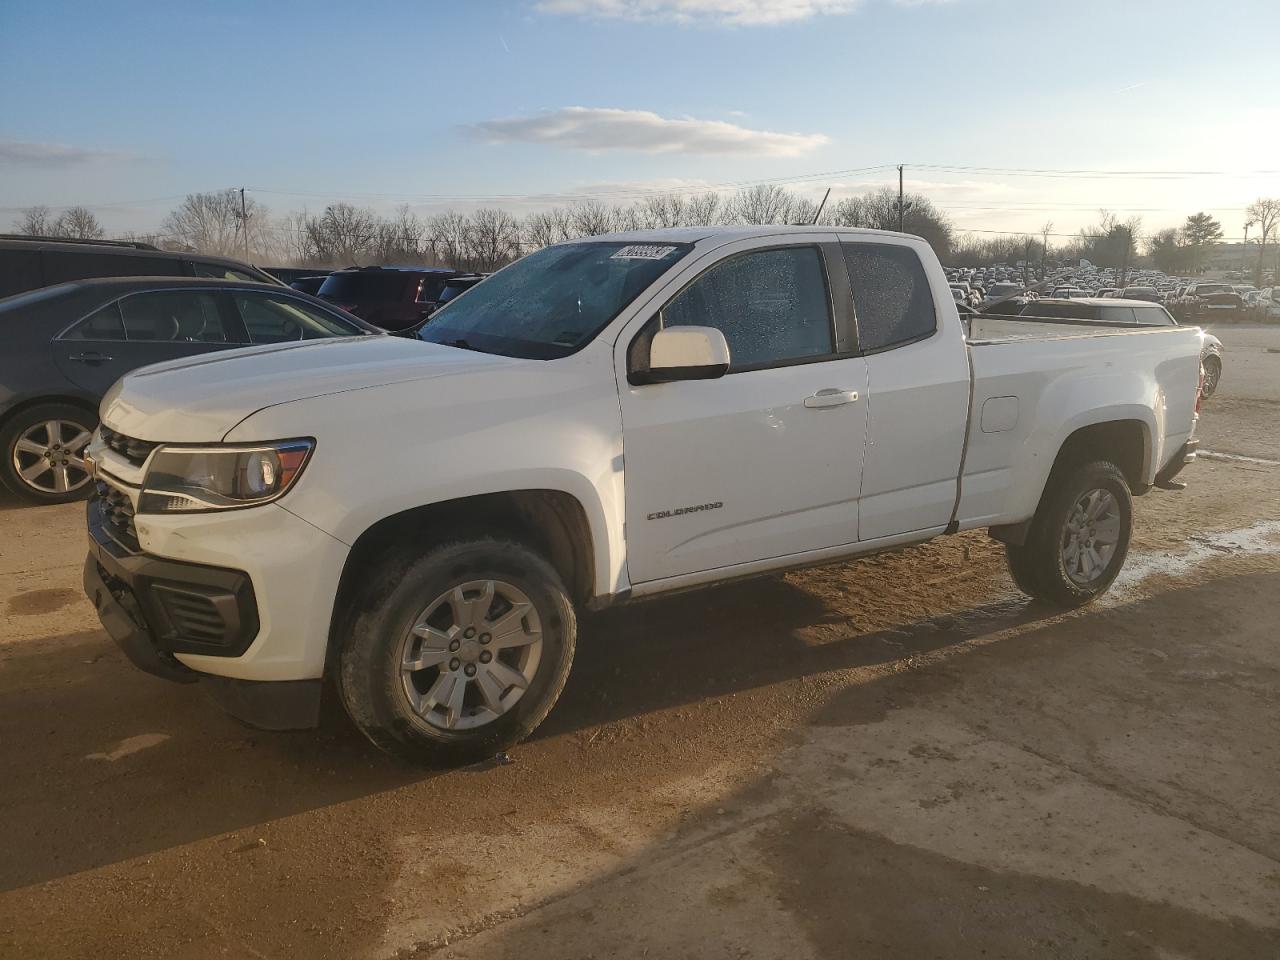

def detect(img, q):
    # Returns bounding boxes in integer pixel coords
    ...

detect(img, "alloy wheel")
[399,579,543,731]
[1060,488,1121,586]
[10,420,93,495]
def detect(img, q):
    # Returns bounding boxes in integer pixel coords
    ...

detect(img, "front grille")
[95,480,139,550]
[152,585,228,646]
[99,425,159,466]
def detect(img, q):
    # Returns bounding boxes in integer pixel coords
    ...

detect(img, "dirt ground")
[1,326,1278,960]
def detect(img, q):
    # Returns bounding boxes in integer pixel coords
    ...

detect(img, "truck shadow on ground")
[417,571,1280,960]
[0,566,1052,891]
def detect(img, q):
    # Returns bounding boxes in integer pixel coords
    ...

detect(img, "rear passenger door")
[51,289,242,395]
[843,240,971,542]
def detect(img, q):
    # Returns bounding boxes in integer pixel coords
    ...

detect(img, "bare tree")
[729,184,794,225]
[427,210,470,269]
[307,203,378,265]
[162,190,269,258]
[1246,197,1279,285]
[684,192,723,226]
[570,200,614,237]
[53,206,104,239]
[466,208,522,271]
[13,205,55,236]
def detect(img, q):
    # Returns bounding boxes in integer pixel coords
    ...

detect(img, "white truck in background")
[82,226,1204,764]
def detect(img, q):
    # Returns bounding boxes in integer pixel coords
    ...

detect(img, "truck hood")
[100,335,526,441]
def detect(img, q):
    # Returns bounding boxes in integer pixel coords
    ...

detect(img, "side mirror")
[632,326,730,385]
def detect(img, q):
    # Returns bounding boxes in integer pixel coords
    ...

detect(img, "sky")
[1,0,1277,242]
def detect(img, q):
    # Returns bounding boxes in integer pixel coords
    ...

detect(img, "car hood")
[100,335,527,441]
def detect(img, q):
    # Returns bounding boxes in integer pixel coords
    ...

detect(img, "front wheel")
[1004,461,1133,608]
[338,538,576,765]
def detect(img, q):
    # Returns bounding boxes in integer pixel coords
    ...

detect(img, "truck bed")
[967,312,1171,343]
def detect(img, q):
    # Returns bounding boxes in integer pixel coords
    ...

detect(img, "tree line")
[11,189,1278,282]
[10,186,954,272]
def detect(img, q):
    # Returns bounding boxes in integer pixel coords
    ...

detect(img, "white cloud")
[535,0,859,25]
[468,107,829,156]
[0,139,130,167]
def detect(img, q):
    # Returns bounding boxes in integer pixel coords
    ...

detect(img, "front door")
[618,239,870,584]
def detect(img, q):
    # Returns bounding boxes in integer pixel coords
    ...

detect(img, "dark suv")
[0,236,282,299]
[316,266,482,331]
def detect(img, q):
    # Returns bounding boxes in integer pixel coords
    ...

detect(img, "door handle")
[68,352,114,364]
[804,389,859,408]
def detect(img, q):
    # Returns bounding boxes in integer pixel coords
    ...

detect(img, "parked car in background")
[419,273,485,316]
[262,267,333,286]
[288,275,331,296]
[1176,282,1246,322]
[0,277,376,503]
[316,266,477,331]
[1020,297,1224,397]
[0,236,281,298]
[1122,285,1162,302]
[1257,287,1280,321]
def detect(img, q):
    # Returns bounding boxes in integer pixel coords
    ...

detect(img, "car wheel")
[0,402,97,504]
[1004,461,1132,609]
[338,538,576,765]
[1200,355,1221,399]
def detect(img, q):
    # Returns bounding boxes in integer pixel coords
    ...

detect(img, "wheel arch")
[325,489,597,674]
[991,418,1150,546]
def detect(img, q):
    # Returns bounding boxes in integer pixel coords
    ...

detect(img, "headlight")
[138,439,314,513]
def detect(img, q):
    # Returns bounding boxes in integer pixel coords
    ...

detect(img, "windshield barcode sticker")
[611,244,678,260]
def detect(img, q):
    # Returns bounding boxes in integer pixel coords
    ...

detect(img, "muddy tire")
[1004,461,1133,609]
[0,402,97,504]
[1200,355,1221,399]
[338,538,576,766]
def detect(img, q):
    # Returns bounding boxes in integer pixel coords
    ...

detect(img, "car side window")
[233,293,362,343]
[841,243,936,353]
[660,246,833,371]
[1099,306,1137,323]
[1134,306,1174,326]
[63,302,126,341]
[41,252,185,284]
[192,262,257,282]
[118,291,230,342]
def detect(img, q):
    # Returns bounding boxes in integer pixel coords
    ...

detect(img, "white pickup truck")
[82,227,1204,763]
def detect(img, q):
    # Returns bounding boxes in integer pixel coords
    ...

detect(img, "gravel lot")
[2,326,1278,959]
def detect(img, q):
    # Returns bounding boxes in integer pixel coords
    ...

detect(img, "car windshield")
[418,240,692,359]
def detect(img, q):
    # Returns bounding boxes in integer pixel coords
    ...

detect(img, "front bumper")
[83,496,347,729]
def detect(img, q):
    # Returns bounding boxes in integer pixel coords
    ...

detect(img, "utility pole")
[897,165,905,232]
[238,187,250,263]
[1243,221,1251,277]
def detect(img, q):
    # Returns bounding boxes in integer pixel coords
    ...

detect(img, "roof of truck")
[583,225,920,245]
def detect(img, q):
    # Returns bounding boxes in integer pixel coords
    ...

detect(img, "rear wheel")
[1003,461,1132,608]
[0,402,96,504]
[1200,355,1221,399]
[338,538,576,765]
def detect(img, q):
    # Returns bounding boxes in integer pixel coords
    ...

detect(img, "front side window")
[65,302,126,340]
[420,241,691,360]
[234,294,365,343]
[119,291,228,342]
[842,243,936,353]
[660,246,833,371]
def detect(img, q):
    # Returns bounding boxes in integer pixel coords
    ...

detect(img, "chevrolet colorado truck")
[82,227,1204,764]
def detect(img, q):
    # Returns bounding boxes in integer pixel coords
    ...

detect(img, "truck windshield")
[418,241,692,359]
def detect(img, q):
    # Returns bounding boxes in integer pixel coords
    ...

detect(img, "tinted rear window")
[318,273,411,299]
